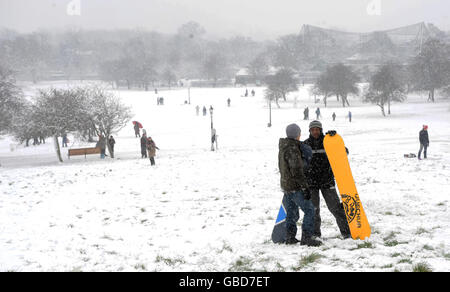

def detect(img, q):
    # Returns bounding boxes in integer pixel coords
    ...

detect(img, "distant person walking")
[227,98,231,107]
[109,135,116,154]
[251,89,255,97]
[146,136,159,166]
[348,111,352,123]
[315,107,321,120]
[418,125,429,160]
[134,122,141,138]
[332,112,336,121]
[303,107,309,120]
[96,134,107,159]
[196,105,200,116]
[211,128,217,151]
[140,133,148,158]
[62,134,68,148]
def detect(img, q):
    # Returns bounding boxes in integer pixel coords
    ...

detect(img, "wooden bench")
[68,147,101,159]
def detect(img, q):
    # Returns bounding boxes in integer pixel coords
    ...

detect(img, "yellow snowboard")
[324,133,371,240]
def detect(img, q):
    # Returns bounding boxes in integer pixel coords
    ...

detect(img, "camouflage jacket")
[278,138,309,192]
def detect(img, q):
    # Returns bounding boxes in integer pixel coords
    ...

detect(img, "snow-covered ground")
[1,82,449,271]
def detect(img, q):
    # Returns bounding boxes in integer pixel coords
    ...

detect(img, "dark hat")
[309,120,322,129]
[286,124,301,139]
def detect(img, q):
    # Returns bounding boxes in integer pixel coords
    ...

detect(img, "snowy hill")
[1,84,449,271]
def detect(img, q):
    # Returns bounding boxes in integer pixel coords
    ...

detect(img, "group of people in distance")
[303,107,352,122]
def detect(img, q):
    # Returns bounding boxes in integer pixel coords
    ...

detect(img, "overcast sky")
[0,0,449,39]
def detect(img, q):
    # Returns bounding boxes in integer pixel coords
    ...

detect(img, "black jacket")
[278,138,309,192]
[304,133,335,189]
[140,136,148,149]
[419,130,429,145]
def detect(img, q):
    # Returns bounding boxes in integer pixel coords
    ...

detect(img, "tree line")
[265,38,450,115]
[0,22,267,88]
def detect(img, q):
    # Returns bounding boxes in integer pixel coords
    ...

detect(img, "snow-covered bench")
[68,147,101,159]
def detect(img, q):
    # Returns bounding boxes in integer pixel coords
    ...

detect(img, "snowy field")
[1,82,449,272]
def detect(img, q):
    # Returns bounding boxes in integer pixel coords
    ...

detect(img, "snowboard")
[324,133,371,240]
[271,195,290,243]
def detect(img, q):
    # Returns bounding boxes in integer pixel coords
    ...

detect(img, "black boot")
[285,237,300,245]
[285,229,300,245]
[342,233,352,239]
[300,233,322,247]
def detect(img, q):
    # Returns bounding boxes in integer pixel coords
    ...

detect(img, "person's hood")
[279,137,300,150]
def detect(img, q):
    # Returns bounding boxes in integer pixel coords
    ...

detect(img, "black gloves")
[302,188,312,200]
[326,130,349,155]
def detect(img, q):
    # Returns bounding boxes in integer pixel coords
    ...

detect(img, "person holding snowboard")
[140,133,148,158]
[146,136,159,166]
[304,120,351,239]
[278,123,322,246]
[418,125,429,160]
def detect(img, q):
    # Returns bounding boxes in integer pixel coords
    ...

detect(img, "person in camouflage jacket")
[278,123,322,246]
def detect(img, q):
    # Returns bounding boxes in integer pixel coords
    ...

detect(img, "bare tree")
[83,87,132,158]
[162,67,177,89]
[410,39,450,102]
[265,68,298,107]
[364,63,406,116]
[247,54,269,84]
[33,88,89,162]
[312,73,333,107]
[202,52,229,87]
[0,66,24,134]
[316,64,360,107]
